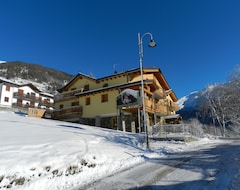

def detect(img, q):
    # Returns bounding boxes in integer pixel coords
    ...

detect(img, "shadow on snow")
[131,141,240,190]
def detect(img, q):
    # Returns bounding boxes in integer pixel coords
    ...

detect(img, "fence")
[151,123,204,140]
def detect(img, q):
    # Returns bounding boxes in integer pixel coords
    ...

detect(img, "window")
[45,98,50,103]
[71,101,79,106]
[5,86,10,91]
[18,89,24,94]
[86,97,90,105]
[4,97,9,102]
[25,102,29,108]
[103,83,108,88]
[30,101,35,106]
[84,84,89,91]
[101,94,108,102]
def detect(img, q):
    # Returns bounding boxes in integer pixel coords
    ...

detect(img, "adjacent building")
[54,67,179,133]
[0,78,54,113]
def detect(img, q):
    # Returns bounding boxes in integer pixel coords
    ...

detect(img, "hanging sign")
[116,89,139,108]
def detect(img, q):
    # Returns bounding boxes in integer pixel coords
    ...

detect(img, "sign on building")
[116,89,139,108]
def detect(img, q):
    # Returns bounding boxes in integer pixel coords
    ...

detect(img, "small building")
[0,78,54,114]
[53,67,179,133]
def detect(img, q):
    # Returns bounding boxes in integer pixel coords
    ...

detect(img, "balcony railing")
[54,88,84,102]
[169,102,179,111]
[154,102,169,115]
[12,103,38,109]
[153,88,166,99]
[144,98,169,115]
[53,106,82,120]
[13,92,41,102]
[39,100,54,108]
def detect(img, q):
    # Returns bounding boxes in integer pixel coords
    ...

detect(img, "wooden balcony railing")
[12,103,38,109]
[53,106,82,120]
[39,100,54,107]
[169,102,179,111]
[54,89,84,102]
[144,98,169,115]
[153,88,166,99]
[13,92,41,102]
[13,93,54,108]
[154,103,169,115]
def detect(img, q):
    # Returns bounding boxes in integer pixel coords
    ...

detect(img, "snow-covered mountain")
[177,84,220,121]
[0,61,73,94]
[177,91,200,110]
[177,90,205,120]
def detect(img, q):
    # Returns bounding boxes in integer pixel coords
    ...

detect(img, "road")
[78,139,240,190]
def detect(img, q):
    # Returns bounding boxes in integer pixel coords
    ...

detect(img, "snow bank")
[0,111,216,190]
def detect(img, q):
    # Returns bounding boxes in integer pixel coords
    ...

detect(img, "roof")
[163,114,182,119]
[0,77,19,87]
[58,67,178,101]
[19,83,41,92]
[75,81,142,96]
[57,72,96,92]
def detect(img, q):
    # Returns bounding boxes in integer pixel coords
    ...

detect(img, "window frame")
[5,86,10,91]
[4,97,9,102]
[101,94,108,103]
[85,97,91,105]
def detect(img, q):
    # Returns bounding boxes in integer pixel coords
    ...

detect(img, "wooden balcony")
[154,103,169,115]
[169,102,179,111]
[39,100,54,108]
[53,106,82,120]
[12,103,38,109]
[54,89,83,102]
[13,92,41,102]
[144,98,168,115]
[153,88,166,99]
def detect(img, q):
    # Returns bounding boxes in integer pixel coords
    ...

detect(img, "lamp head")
[148,39,157,48]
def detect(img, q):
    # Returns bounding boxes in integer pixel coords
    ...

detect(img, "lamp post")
[138,32,157,149]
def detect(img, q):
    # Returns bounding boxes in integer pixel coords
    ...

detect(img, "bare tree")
[197,65,240,136]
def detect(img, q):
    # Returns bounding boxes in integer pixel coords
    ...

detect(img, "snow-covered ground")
[0,111,238,190]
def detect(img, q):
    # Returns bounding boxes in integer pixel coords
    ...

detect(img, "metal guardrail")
[151,123,204,139]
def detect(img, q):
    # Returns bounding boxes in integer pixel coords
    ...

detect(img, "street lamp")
[138,32,157,149]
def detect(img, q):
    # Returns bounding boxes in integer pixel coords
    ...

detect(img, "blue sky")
[0,0,240,98]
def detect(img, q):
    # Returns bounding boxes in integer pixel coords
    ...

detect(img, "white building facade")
[0,78,54,112]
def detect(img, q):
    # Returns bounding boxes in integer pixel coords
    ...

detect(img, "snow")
[0,76,52,94]
[0,111,239,190]
[177,96,188,109]
[177,91,200,110]
[12,77,50,93]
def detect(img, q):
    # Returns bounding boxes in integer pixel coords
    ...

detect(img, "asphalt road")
[77,139,240,190]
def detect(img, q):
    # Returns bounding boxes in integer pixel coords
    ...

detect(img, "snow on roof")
[163,114,181,119]
[0,77,19,86]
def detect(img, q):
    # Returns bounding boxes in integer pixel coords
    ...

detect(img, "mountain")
[0,61,74,94]
[177,85,218,121]
[177,90,205,121]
